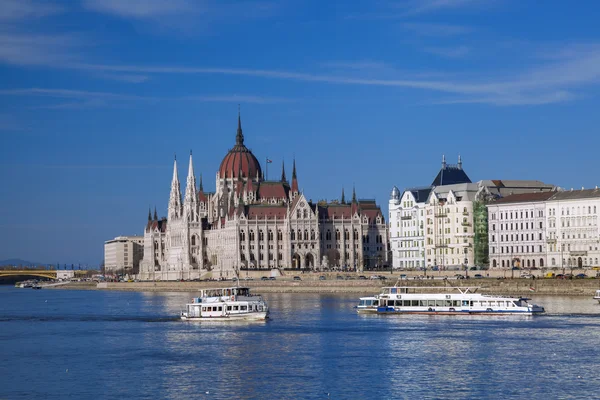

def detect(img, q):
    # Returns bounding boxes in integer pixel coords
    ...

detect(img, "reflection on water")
[0,287,599,399]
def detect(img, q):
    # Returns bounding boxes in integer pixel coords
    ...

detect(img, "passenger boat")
[356,296,380,313]
[369,286,545,316]
[180,286,268,321]
[594,289,600,303]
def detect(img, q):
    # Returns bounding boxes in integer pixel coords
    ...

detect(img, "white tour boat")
[356,296,380,313]
[594,289,600,303]
[180,286,268,321]
[366,286,545,316]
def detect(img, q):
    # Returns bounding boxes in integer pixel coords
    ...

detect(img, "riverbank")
[47,277,600,296]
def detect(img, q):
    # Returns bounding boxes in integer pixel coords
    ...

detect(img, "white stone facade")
[487,193,552,270]
[424,184,478,270]
[138,117,388,281]
[389,187,426,270]
[545,189,600,269]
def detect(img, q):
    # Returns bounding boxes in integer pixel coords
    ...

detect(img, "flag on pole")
[266,159,272,163]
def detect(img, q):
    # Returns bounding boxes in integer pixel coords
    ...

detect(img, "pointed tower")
[341,187,346,204]
[281,161,287,182]
[148,207,152,221]
[198,174,203,192]
[168,156,182,221]
[352,185,357,203]
[442,154,447,169]
[183,151,198,222]
[153,207,158,221]
[291,159,299,196]
[458,155,462,170]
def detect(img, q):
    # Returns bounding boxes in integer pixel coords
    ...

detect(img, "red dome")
[218,115,262,179]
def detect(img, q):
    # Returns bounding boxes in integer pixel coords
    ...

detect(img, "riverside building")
[390,156,555,270]
[104,236,144,273]
[138,114,388,281]
[545,188,600,270]
[486,192,554,270]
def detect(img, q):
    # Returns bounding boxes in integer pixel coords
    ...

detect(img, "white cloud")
[401,22,472,36]
[423,45,470,58]
[0,32,82,65]
[81,0,200,19]
[0,0,64,21]
[398,0,487,16]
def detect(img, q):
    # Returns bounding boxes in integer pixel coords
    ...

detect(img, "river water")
[1,286,599,399]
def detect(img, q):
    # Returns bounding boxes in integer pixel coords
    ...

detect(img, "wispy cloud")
[81,0,200,19]
[401,22,472,37]
[0,32,82,65]
[398,0,486,16]
[60,43,600,106]
[0,0,64,21]
[0,87,290,109]
[423,45,470,58]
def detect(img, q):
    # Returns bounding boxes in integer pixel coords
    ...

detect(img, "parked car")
[555,274,567,279]
[336,275,344,280]
[358,275,367,280]
[319,276,326,281]
[455,274,465,279]
[268,276,276,281]
[575,273,587,279]
[474,274,483,279]
[520,273,533,279]
[244,277,254,281]
[293,276,302,281]
[261,276,269,281]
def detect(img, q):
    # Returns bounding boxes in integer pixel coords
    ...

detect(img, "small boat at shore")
[594,290,600,303]
[359,286,545,316]
[180,286,268,321]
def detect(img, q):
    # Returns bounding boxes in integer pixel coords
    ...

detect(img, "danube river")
[1,286,599,399]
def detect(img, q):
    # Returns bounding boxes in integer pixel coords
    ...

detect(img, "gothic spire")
[341,187,346,204]
[184,151,197,221]
[154,206,158,221]
[281,160,287,182]
[442,154,447,169]
[458,154,462,170]
[352,185,357,203]
[148,207,152,221]
[168,156,182,220]
[291,158,298,193]
[199,173,203,192]
[236,106,244,146]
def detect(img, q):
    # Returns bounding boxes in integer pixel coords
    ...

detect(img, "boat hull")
[181,311,268,322]
[376,307,544,316]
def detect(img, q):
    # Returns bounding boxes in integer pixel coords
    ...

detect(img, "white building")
[138,114,388,281]
[424,183,483,270]
[104,236,144,273]
[546,188,600,270]
[487,192,554,270]
[389,186,429,269]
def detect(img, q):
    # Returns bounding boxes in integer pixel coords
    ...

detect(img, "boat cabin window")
[435,300,444,307]
[428,300,435,307]
[241,305,247,311]
[497,301,504,307]
[233,306,239,311]
[227,306,232,311]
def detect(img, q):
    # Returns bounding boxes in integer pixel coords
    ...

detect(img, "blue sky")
[1,0,600,266]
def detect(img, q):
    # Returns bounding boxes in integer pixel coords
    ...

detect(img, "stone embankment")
[52,276,600,296]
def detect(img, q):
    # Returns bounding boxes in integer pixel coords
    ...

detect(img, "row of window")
[491,210,544,220]
[493,245,544,254]
[493,233,543,242]
[550,206,598,216]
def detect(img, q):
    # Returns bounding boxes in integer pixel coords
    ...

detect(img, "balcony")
[461,222,472,227]
[462,211,469,216]
[546,238,557,244]
[401,215,412,220]
[435,213,448,218]
[435,244,448,248]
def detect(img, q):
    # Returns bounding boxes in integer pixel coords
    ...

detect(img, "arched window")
[344,229,349,240]
[540,258,544,267]
[249,230,255,241]
[354,229,358,240]
[492,259,497,268]
[240,231,245,242]
[310,230,315,240]
[191,235,196,246]
[291,230,295,240]
[527,259,531,267]
[335,230,340,240]
[277,230,282,240]
[303,209,308,219]
[304,230,309,240]
[532,259,536,267]
[259,230,264,241]
[552,258,556,266]
[297,210,301,218]
[501,260,505,268]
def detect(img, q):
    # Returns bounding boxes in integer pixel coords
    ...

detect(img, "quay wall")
[63,278,600,296]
